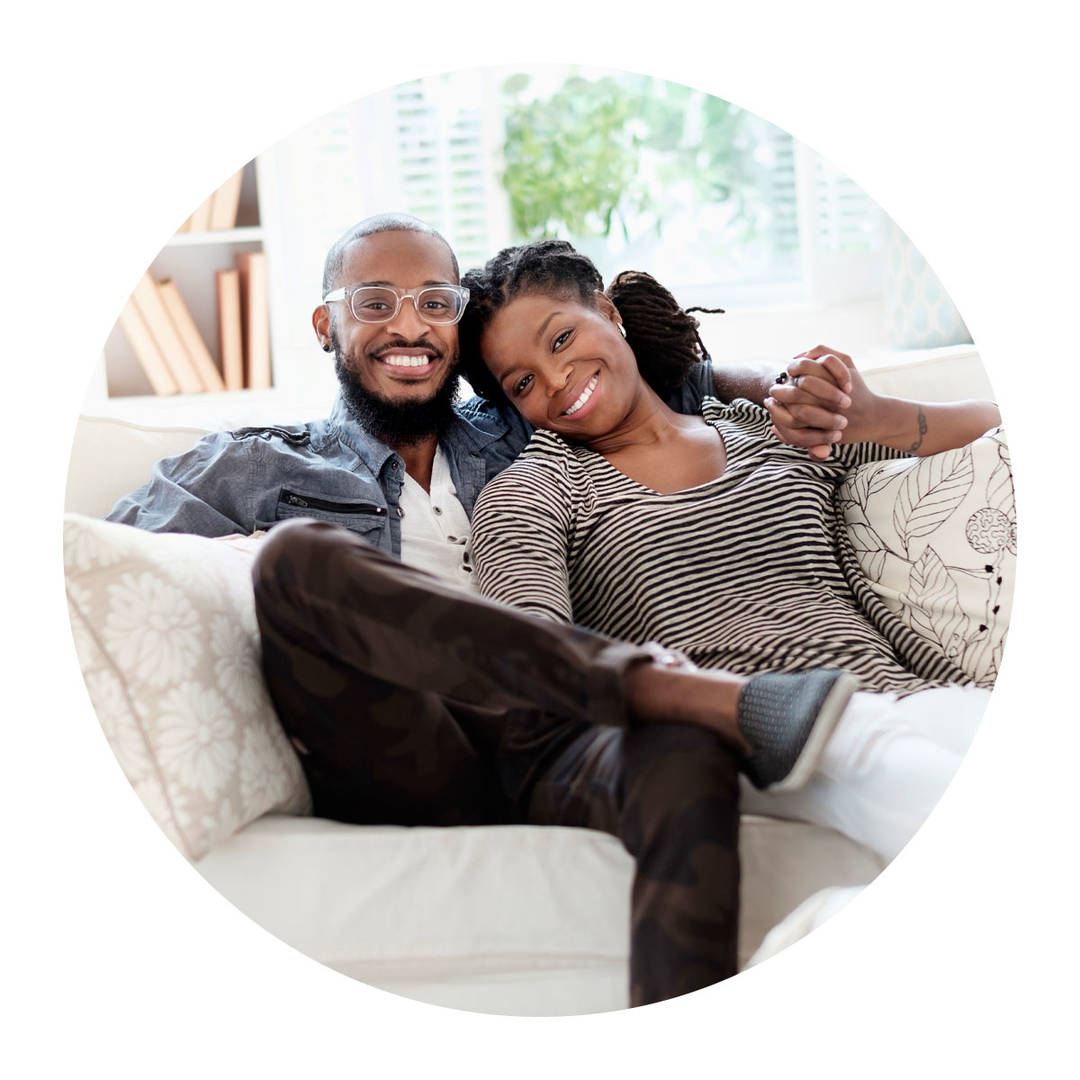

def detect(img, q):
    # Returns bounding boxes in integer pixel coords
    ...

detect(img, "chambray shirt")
[106,363,714,554]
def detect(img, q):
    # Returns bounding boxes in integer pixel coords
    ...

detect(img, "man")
[108,213,862,1005]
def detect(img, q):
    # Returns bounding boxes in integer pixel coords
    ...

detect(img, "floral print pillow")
[838,426,1014,687]
[64,514,311,860]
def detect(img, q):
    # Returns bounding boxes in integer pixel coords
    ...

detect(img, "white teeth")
[382,354,435,367]
[564,374,599,415]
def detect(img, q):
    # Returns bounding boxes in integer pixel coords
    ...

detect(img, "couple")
[109,213,998,1007]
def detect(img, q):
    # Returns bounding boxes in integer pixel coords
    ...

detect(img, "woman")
[460,239,999,863]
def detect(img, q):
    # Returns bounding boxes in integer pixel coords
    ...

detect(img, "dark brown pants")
[253,519,740,1006]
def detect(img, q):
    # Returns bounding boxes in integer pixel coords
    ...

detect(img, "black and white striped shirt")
[472,398,969,696]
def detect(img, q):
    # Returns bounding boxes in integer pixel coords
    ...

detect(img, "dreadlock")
[459,239,722,405]
[605,270,723,396]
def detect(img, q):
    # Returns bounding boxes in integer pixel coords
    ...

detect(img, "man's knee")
[626,724,740,798]
[621,724,741,855]
[252,518,372,611]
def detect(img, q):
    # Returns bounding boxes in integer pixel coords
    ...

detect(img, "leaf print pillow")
[63,514,311,860]
[837,427,1014,687]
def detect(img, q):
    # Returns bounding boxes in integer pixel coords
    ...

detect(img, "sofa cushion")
[196,814,884,1015]
[838,426,1014,686]
[66,416,211,518]
[64,513,311,859]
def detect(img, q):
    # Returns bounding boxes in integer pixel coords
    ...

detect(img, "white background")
[3,1,1077,1075]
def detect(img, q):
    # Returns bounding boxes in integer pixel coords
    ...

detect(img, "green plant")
[500,74,651,240]
[499,73,764,245]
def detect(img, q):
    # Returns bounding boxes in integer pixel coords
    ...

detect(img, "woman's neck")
[585,380,695,456]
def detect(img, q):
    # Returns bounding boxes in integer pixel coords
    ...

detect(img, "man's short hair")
[321,213,460,296]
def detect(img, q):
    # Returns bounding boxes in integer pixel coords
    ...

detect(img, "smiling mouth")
[381,354,437,368]
[562,373,599,416]
[372,347,442,377]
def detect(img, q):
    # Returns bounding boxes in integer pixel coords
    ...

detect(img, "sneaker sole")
[764,673,859,794]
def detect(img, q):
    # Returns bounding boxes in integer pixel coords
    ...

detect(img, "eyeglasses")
[321,284,470,325]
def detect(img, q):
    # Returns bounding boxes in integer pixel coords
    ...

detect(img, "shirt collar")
[328,392,512,468]
[327,395,400,476]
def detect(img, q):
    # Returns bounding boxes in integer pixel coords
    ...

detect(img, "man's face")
[328,230,461,407]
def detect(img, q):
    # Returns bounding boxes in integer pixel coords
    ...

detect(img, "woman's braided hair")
[458,239,722,405]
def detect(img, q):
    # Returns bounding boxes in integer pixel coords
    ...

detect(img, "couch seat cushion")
[197,813,883,1015]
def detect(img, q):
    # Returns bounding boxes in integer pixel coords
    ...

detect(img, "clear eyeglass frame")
[321,284,470,325]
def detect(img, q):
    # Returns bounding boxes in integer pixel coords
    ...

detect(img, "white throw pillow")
[64,514,311,859]
[838,427,1014,687]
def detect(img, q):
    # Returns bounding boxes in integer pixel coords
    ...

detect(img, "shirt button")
[397,507,404,518]
[447,535,457,542]
[433,506,442,515]
[390,461,399,470]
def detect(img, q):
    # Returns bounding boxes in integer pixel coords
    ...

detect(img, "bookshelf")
[94,158,276,401]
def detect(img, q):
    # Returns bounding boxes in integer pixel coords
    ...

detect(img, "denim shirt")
[106,361,714,554]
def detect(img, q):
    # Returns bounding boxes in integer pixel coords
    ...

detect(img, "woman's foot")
[737,670,858,792]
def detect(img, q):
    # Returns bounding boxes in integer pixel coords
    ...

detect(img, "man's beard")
[334,340,461,448]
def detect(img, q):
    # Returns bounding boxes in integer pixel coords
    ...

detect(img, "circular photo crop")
[63,64,1012,1016]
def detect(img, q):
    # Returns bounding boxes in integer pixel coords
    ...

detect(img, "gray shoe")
[738,670,858,793]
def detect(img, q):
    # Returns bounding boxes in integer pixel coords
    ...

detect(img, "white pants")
[740,685,991,862]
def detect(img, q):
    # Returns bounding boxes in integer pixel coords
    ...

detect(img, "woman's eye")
[514,374,534,395]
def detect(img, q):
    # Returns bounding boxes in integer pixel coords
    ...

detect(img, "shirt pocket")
[263,488,389,537]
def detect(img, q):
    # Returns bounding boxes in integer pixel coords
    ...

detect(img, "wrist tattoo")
[907,409,928,452]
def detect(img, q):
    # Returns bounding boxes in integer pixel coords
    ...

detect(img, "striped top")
[471,398,971,696]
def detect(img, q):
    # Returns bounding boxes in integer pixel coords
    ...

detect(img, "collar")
[327,395,402,476]
[327,392,513,470]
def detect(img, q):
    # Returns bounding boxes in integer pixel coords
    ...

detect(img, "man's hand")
[765,345,873,459]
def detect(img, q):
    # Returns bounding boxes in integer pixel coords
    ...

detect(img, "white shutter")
[811,155,882,254]
[388,74,508,270]
[795,142,885,304]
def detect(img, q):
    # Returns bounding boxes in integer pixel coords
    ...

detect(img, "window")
[261,66,891,367]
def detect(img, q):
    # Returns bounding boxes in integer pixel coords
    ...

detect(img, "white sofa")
[62,346,1010,1015]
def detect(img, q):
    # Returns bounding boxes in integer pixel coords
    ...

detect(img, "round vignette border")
[46,46,1057,1031]
[12,6,1075,1077]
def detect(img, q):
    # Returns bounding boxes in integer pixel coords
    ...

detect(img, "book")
[115,299,180,395]
[236,251,271,390]
[130,273,206,393]
[187,189,214,232]
[208,167,244,231]
[157,279,226,393]
[216,269,244,391]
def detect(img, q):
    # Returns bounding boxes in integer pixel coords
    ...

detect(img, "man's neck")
[389,432,439,492]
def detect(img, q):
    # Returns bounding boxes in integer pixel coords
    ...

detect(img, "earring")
[617,323,627,338]
[322,343,332,353]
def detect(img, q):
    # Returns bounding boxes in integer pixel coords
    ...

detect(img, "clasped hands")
[764,344,878,460]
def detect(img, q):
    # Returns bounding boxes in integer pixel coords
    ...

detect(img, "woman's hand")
[765,345,877,458]
[766,344,1001,457]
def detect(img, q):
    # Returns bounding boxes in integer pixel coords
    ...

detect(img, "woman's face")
[479,290,644,440]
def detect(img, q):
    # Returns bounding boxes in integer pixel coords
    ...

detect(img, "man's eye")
[514,374,534,394]
[553,329,572,350]
[422,300,450,311]
[359,300,391,311]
